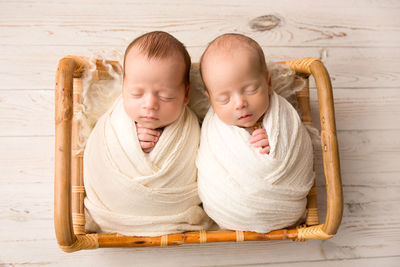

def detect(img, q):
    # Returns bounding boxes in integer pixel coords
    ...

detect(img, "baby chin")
[136,117,163,129]
[235,114,259,128]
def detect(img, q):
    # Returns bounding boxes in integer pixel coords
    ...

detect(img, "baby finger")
[138,133,158,142]
[252,128,267,136]
[140,141,155,149]
[260,146,271,154]
[249,131,268,143]
[137,127,161,137]
[252,139,269,148]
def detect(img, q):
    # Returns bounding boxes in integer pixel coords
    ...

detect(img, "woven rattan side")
[295,77,319,227]
[71,78,86,235]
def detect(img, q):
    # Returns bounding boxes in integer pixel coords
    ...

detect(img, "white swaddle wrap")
[84,96,212,236]
[196,92,315,233]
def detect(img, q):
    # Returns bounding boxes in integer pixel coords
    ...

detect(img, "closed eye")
[130,92,143,98]
[215,94,230,104]
[244,86,258,95]
[159,95,176,102]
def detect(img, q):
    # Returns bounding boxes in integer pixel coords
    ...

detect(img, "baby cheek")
[166,103,184,119]
[216,109,235,125]
[255,93,269,109]
[123,100,140,118]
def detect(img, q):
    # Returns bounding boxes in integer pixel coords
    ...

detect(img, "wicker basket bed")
[54,56,343,252]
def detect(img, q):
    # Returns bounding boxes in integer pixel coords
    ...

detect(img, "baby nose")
[234,94,247,110]
[143,94,159,110]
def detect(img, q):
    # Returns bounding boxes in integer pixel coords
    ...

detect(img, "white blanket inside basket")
[196,92,315,233]
[84,97,212,236]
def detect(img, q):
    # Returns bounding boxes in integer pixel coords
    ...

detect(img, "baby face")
[202,47,271,128]
[122,49,189,129]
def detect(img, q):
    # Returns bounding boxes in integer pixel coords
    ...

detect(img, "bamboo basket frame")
[54,56,343,252]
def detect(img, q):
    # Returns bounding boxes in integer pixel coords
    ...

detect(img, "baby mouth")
[141,116,158,121]
[238,114,252,121]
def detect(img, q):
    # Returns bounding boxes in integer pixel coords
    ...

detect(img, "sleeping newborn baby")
[84,31,212,236]
[196,33,315,233]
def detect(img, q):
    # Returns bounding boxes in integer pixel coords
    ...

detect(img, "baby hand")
[136,123,163,153]
[249,128,270,154]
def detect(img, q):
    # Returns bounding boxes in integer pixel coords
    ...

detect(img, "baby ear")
[184,83,190,105]
[204,89,210,99]
[267,73,273,95]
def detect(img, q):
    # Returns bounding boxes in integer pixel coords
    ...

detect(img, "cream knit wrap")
[84,96,212,236]
[196,92,315,233]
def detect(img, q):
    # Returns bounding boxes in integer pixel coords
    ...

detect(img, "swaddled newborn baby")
[84,31,212,236]
[196,33,315,233]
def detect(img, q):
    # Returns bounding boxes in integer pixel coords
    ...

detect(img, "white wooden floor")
[1,0,400,266]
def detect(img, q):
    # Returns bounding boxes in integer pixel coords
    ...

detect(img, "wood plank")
[312,89,400,131]
[1,212,399,266]
[2,136,400,256]
[267,256,400,267]
[309,88,400,131]
[0,0,399,47]
[1,130,399,187]
[1,130,399,262]
[0,90,55,137]
[323,130,400,175]
[312,129,400,187]
[1,1,399,266]
[0,241,399,267]
[0,46,399,90]
[1,128,399,184]
[0,210,400,266]
[0,137,54,185]
[2,181,398,239]
[4,256,397,267]
[0,240,329,267]
[1,254,398,267]
[1,88,398,137]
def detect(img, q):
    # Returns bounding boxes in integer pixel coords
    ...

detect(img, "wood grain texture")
[1,47,399,90]
[0,0,399,265]
[1,88,399,137]
[1,0,399,47]
[2,129,399,186]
